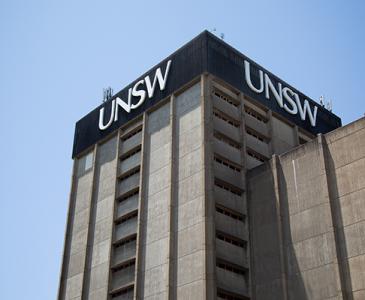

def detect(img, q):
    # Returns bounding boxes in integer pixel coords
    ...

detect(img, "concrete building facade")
[58,32,364,300]
[248,117,365,300]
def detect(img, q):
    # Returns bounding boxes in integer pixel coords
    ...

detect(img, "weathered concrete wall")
[59,151,95,300]
[325,118,365,299]
[58,136,118,300]
[139,102,172,300]
[174,82,206,299]
[85,137,118,300]
[248,161,287,300]
[248,117,365,300]
[271,116,298,155]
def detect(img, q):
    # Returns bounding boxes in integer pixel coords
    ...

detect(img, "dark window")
[216,260,247,276]
[244,107,267,123]
[115,210,138,225]
[214,131,241,150]
[247,149,266,163]
[213,110,240,128]
[214,179,242,196]
[216,205,244,222]
[121,127,142,142]
[213,89,239,107]
[214,155,241,173]
[216,231,246,248]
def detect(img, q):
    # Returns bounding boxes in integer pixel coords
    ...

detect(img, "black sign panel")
[72,31,341,158]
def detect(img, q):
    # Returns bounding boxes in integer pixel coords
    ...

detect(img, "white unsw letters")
[244,60,318,127]
[99,60,172,130]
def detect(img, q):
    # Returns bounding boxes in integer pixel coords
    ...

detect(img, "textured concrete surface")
[248,117,365,300]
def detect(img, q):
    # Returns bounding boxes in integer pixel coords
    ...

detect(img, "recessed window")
[214,179,242,196]
[213,89,239,107]
[216,204,245,222]
[247,149,266,163]
[119,167,140,180]
[246,128,267,143]
[217,289,249,300]
[111,285,134,298]
[121,127,142,142]
[213,110,240,128]
[216,259,247,276]
[214,131,241,150]
[216,231,246,248]
[214,155,241,173]
[245,107,267,123]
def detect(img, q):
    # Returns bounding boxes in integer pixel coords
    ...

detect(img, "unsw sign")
[243,60,318,127]
[98,58,319,132]
[99,60,172,131]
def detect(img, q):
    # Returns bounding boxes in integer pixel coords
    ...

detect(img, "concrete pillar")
[202,74,217,300]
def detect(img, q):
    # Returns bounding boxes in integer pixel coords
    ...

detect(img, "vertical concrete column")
[82,143,99,298]
[140,101,172,299]
[318,134,352,300]
[57,158,78,300]
[134,113,148,300]
[271,154,289,300]
[85,135,119,300]
[106,129,122,300]
[173,81,204,298]
[58,144,97,300]
[239,93,251,296]
[201,74,216,299]
[168,95,177,299]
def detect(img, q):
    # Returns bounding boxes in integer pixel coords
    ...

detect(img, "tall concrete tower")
[58,31,355,300]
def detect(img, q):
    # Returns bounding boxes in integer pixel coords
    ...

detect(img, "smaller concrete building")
[248,117,365,299]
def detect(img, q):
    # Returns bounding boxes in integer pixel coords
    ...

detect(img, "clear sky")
[0,0,364,299]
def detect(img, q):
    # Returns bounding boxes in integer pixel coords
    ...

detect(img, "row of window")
[217,289,249,300]
[118,188,139,203]
[213,90,239,107]
[216,260,247,276]
[214,131,241,150]
[111,285,134,299]
[213,110,240,128]
[115,210,138,225]
[112,258,136,273]
[121,126,142,142]
[247,149,266,163]
[244,106,267,123]
[216,231,246,248]
[120,145,141,161]
[216,205,244,222]
[246,127,267,143]
[214,155,241,173]
[114,234,137,249]
[119,167,140,181]
[215,179,242,196]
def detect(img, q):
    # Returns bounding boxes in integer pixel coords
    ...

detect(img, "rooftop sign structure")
[72,31,341,158]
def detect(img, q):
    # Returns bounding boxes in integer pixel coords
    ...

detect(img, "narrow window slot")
[213,110,240,128]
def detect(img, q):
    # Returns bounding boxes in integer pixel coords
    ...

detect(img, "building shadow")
[322,138,353,299]
[276,161,308,300]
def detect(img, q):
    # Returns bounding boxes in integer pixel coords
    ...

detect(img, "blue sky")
[0,1,364,299]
